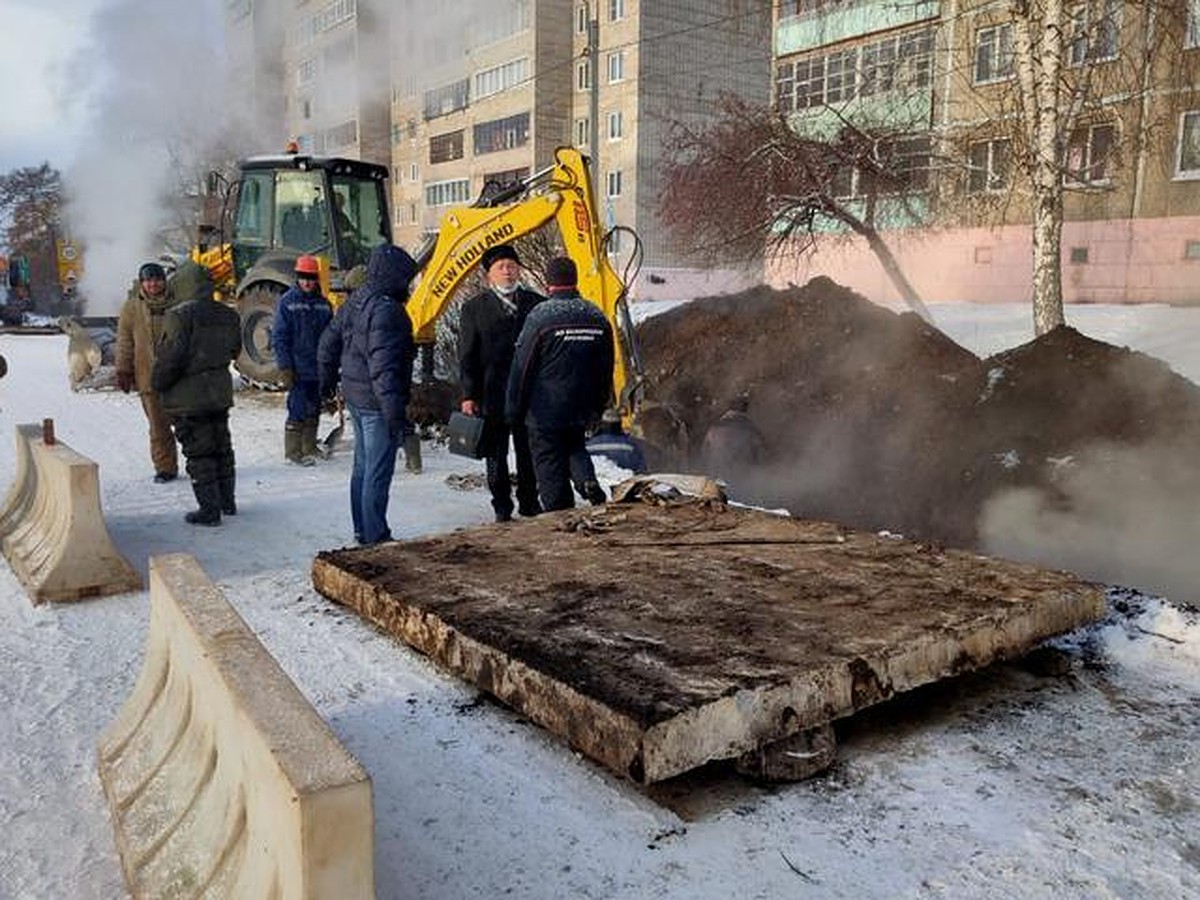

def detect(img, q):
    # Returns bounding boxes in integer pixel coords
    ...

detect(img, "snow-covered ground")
[1,305,1198,899]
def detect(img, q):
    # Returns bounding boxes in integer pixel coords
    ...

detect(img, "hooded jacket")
[150,261,241,415]
[317,244,417,435]
[115,273,178,394]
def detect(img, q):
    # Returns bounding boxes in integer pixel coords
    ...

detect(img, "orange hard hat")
[295,255,320,276]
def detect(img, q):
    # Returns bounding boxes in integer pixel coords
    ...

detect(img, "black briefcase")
[446,412,486,459]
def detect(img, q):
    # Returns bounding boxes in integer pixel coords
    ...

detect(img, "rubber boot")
[219,473,237,516]
[284,422,308,465]
[403,431,423,474]
[300,419,320,465]
[185,480,222,526]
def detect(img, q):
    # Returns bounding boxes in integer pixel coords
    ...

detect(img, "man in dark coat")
[506,256,614,511]
[317,244,417,545]
[272,254,333,465]
[150,260,242,525]
[458,243,543,522]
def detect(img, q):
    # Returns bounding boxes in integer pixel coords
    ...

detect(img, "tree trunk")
[860,228,933,323]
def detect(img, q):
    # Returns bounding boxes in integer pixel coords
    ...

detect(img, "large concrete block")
[312,502,1106,783]
[98,553,374,899]
[0,422,140,602]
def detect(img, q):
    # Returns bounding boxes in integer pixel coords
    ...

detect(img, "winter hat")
[138,262,166,281]
[544,256,577,288]
[481,244,520,272]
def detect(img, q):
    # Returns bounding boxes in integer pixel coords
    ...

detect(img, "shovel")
[319,395,345,457]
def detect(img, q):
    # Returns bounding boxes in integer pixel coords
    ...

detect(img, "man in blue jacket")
[506,256,614,511]
[272,254,333,465]
[317,245,418,544]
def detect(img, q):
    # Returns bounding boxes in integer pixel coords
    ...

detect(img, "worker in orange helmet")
[272,255,333,464]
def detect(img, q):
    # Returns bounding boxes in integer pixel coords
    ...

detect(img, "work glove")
[116,370,134,393]
[278,369,295,389]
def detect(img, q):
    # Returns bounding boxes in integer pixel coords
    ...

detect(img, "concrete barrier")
[0,421,141,602]
[98,553,374,899]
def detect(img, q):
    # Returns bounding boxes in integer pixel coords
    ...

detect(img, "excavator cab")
[221,154,391,383]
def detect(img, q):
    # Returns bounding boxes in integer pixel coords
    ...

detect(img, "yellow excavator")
[196,145,644,423]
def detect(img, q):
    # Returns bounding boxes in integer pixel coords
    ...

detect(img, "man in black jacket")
[506,256,614,511]
[458,243,543,522]
[150,260,242,526]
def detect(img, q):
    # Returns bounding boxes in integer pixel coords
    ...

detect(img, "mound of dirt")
[636,278,1200,604]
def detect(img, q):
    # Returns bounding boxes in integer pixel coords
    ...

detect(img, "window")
[577,4,587,33]
[607,110,623,140]
[1189,0,1200,49]
[775,62,795,111]
[974,24,1013,83]
[576,117,590,147]
[423,78,469,120]
[483,167,530,190]
[471,0,529,45]
[297,58,317,87]
[608,0,625,21]
[429,130,464,164]
[1065,123,1115,184]
[607,51,625,83]
[606,170,622,197]
[1177,111,1200,177]
[1069,0,1120,65]
[410,163,419,182]
[474,112,530,155]
[776,28,935,112]
[577,61,592,91]
[474,57,528,100]
[849,136,932,198]
[967,139,1011,193]
[324,119,357,150]
[425,179,471,207]
[824,49,856,103]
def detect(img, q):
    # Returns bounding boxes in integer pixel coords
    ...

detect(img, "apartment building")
[389,0,574,250]
[223,0,772,296]
[769,0,1200,307]
[575,0,773,297]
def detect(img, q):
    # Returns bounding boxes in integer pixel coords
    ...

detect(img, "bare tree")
[660,94,934,320]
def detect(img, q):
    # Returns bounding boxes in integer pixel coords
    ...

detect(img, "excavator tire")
[235,283,286,387]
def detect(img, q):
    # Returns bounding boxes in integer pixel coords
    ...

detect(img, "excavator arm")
[406,146,644,420]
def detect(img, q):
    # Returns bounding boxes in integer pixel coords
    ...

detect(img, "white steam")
[62,0,227,314]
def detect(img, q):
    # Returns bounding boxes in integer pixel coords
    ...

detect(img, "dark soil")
[636,278,1200,604]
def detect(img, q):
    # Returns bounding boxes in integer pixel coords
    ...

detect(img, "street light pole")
[587,1,600,177]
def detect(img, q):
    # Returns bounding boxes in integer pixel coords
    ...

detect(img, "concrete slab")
[311,502,1105,784]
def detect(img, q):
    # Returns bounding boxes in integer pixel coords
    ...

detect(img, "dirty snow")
[0,304,1198,899]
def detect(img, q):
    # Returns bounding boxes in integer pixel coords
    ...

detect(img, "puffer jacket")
[115,278,178,394]
[150,262,242,416]
[317,244,417,435]
[272,284,332,380]
[506,289,614,430]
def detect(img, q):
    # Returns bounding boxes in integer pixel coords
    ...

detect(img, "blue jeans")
[347,403,399,544]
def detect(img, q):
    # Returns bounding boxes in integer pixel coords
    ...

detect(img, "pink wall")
[765,217,1200,309]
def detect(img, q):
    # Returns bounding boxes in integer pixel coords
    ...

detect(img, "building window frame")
[425,178,472,207]
[608,0,625,22]
[429,129,465,165]
[974,23,1014,84]
[607,110,623,141]
[576,117,590,147]
[606,169,622,198]
[606,50,625,84]
[1068,0,1121,66]
[577,60,592,91]
[967,138,1011,193]
[1064,122,1116,186]
[1175,110,1200,179]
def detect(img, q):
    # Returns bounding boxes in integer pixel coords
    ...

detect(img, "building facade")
[768,0,1200,307]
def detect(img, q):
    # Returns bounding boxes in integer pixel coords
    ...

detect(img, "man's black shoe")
[221,503,237,516]
[494,510,513,523]
[582,481,607,506]
[518,504,542,518]
[153,472,178,483]
[184,509,221,526]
